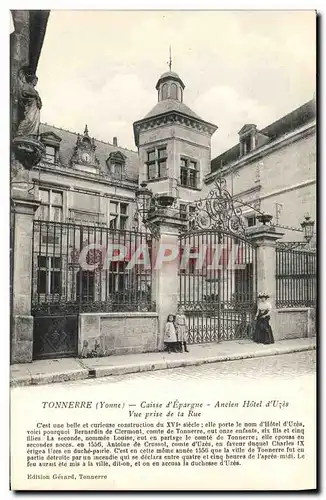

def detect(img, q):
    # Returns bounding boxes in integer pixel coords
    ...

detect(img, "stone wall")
[78,312,159,357]
[274,307,316,341]
[205,126,316,241]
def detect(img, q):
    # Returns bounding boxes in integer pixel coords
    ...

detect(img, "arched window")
[162,83,168,100]
[170,83,178,100]
[180,89,183,102]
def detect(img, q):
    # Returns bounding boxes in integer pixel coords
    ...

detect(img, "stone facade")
[79,312,159,357]
[206,100,316,243]
[10,11,50,363]
[30,124,140,229]
[134,70,217,206]
[274,307,316,340]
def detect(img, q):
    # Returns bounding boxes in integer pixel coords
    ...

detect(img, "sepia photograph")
[9,9,317,491]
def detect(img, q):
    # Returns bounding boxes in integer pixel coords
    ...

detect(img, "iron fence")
[31,220,155,314]
[178,229,257,343]
[276,245,316,308]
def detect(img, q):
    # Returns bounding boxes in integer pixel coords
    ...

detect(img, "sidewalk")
[10,337,316,388]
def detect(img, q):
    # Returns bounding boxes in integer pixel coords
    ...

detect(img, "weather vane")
[168,46,172,71]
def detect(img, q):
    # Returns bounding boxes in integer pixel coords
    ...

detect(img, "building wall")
[204,124,316,242]
[31,165,138,228]
[138,123,212,199]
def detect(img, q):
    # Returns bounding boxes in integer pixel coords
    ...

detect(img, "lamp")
[301,214,315,243]
[135,181,153,221]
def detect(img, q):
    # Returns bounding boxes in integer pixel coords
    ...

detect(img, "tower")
[133,66,217,204]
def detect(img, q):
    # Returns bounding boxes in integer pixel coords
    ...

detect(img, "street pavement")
[65,350,316,386]
[10,337,316,387]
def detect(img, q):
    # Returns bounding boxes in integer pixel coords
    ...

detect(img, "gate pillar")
[11,190,40,363]
[248,225,284,337]
[148,208,186,351]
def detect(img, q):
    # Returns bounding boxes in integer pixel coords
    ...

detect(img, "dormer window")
[45,145,56,164]
[40,131,62,164]
[238,124,257,157]
[106,151,126,180]
[111,161,123,180]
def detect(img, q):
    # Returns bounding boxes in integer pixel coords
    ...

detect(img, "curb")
[10,343,316,388]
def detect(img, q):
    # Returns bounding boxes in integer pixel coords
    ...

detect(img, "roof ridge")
[40,122,138,154]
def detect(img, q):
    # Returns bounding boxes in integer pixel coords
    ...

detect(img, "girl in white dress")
[175,307,189,353]
[164,314,178,353]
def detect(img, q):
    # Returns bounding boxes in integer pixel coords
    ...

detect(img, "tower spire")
[168,46,172,71]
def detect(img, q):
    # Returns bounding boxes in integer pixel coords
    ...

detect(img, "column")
[11,194,40,363]
[248,225,284,339]
[149,208,186,351]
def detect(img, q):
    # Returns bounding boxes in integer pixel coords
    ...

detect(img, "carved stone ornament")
[70,125,100,167]
[12,67,45,169]
[12,135,45,170]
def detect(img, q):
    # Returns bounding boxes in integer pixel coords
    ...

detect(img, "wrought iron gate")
[178,177,257,344]
[31,220,153,360]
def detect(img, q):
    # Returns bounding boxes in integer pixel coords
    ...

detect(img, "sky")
[37,10,316,157]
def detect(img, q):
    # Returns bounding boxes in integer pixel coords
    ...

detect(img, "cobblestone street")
[65,350,316,387]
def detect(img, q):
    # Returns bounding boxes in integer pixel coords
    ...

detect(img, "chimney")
[113,137,118,146]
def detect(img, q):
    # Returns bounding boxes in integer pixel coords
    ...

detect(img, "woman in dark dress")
[253,292,275,345]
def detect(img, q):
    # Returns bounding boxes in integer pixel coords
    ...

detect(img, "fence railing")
[276,245,316,308]
[31,220,155,314]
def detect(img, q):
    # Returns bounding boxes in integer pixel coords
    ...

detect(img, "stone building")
[133,70,217,212]
[205,99,316,243]
[33,124,139,228]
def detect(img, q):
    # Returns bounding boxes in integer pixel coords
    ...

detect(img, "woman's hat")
[257,291,270,298]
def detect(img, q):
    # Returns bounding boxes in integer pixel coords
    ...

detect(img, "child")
[175,307,189,353]
[164,314,178,353]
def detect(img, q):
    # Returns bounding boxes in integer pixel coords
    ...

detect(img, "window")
[109,202,128,230]
[180,203,187,220]
[109,262,128,295]
[40,132,62,164]
[180,158,198,188]
[179,204,196,221]
[76,270,95,302]
[170,83,177,99]
[45,145,56,164]
[112,162,123,180]
[240,133,255,156]
[37,256,61,295]
[162,83,168,100]
[37,188,63,222]
[106,152,126,180]
[243,135,252,154]
[146,147,167,180]
[234,263,254,303]
[246,216,256,227]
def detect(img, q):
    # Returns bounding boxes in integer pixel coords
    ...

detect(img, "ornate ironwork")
[33,314,78,360]
[31,220,154,358]
[276,241,314,251]
[186,176,246,235]
[275,244,316,308]
[178,228,257,344]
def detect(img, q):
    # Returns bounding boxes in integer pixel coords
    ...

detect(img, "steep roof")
[144,98,203,120]
[211,99,316,173]
[39,123,140,182]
